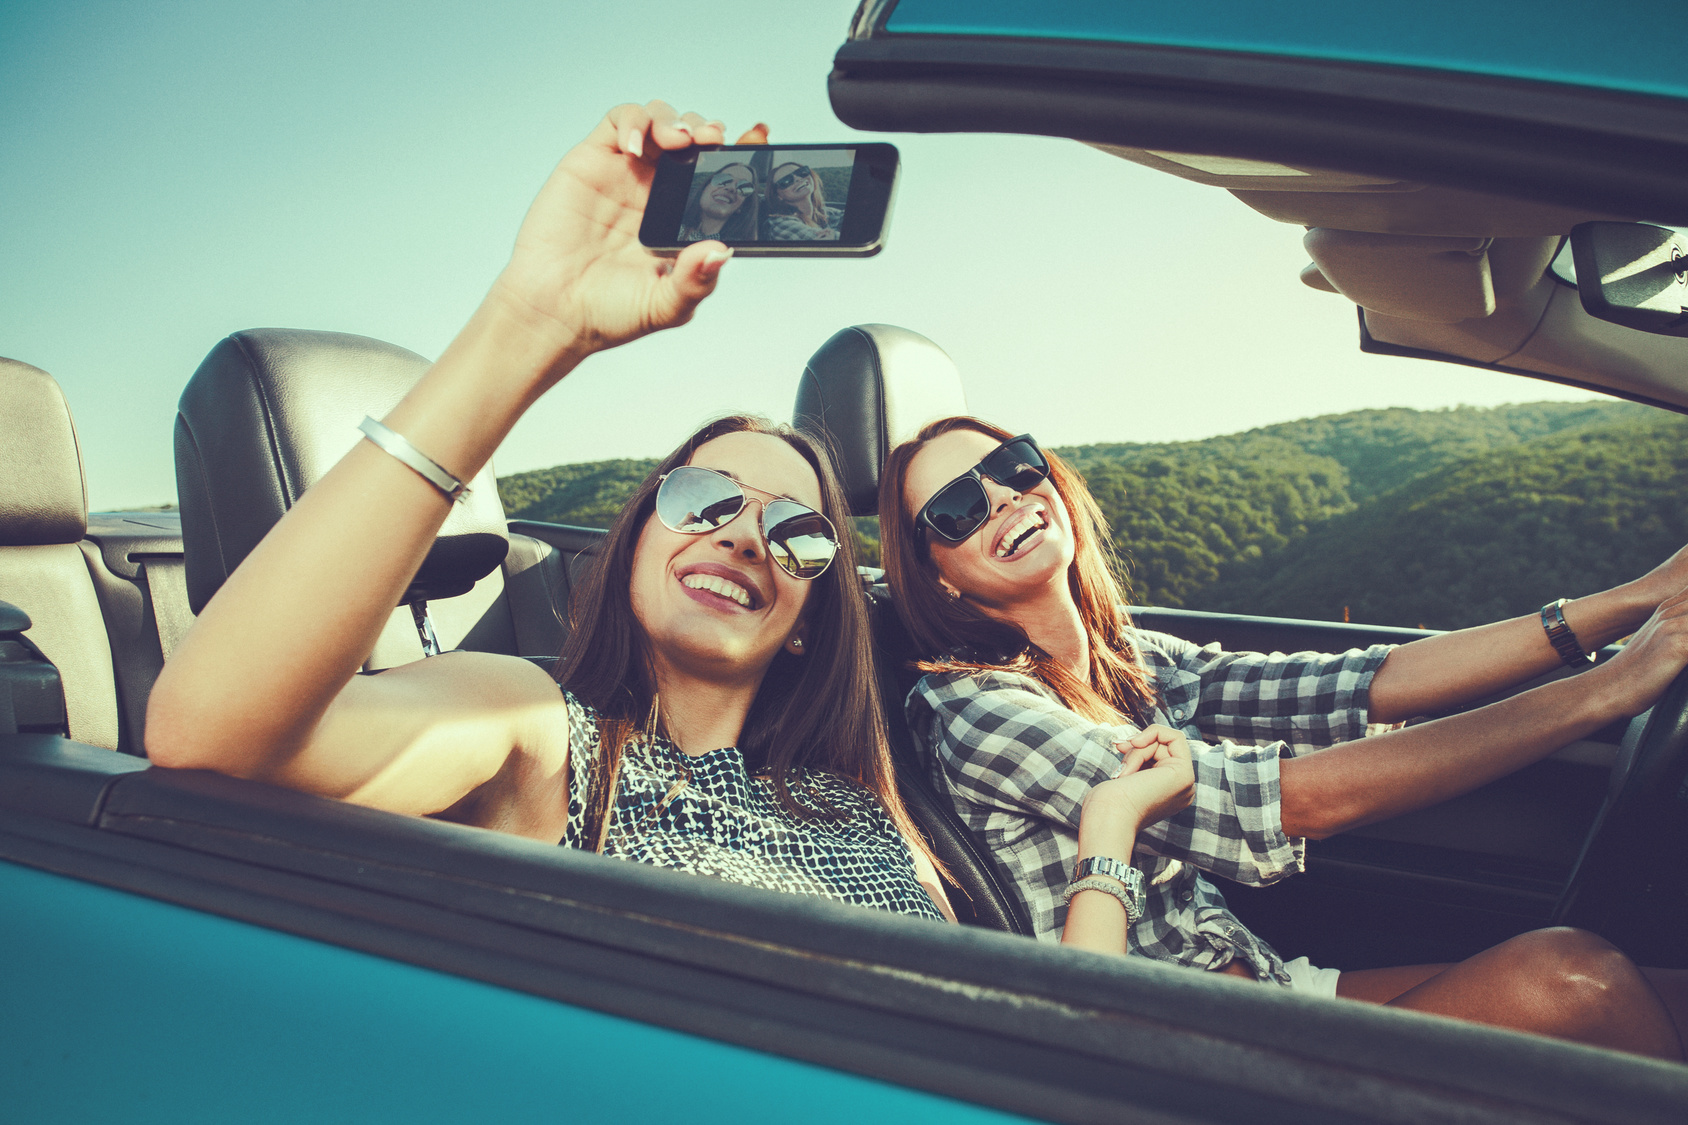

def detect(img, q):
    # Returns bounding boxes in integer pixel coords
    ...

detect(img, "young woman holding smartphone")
[146,104,959,919]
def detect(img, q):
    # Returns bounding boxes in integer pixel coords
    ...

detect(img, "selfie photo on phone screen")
[642,143,896,257]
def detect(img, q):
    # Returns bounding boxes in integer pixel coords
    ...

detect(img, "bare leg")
[1641,967,1688,1049]
[1340,928,1683,1061]
[1337,963,1448,1003]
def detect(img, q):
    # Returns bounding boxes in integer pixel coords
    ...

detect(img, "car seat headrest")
[791,325,967,517]
[0,358,88,546]
[173,328,508,615]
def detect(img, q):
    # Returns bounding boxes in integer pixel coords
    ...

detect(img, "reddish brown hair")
[556,415,937,871]
[878,416,1157,725]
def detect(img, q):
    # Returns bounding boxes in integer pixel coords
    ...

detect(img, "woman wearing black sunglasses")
[880,414,1688,1059]
[764,161,841,241]
[146,103,951,923]
[679,161,761,243]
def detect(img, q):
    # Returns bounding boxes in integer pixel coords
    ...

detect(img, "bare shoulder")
[271,651,571,823]
[369,650,565,708]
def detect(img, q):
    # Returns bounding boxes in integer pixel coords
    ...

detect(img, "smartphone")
[639,143,898,258]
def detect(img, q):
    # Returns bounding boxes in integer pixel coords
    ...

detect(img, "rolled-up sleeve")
[1136,631,1393,753]
[911,669,1302,886]
[1136,737,1300,886]
[915,670,1128,832]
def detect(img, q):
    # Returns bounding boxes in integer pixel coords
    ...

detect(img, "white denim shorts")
[1281,956,1342,998]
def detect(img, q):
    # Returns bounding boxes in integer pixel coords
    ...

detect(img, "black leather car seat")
[173,329,572,668]
[0,358,121,749]
[794,325,1033,935]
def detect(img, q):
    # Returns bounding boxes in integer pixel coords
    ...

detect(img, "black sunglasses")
[773,165,812,190]
[914,435,1050,544]
[707,171,757,196]
[655,465,839,580]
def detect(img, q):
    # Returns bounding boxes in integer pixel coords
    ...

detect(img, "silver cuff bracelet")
[358,416,468,502]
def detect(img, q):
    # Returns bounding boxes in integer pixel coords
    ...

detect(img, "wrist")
[379,292,588,483]
[1064,859,1146,924]
[481,274,597,383]
[1077,802,1143,861]
[1568,581,1656,647]
[1551,660,1638,729]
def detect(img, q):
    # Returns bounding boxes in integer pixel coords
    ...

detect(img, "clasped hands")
[1083,724,1195,828]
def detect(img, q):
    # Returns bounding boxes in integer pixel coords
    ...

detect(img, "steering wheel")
[1551,665,1688,968]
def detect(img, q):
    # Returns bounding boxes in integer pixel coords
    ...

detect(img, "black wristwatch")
[1540,599,1594,669]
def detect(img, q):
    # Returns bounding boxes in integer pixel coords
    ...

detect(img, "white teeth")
[682,573,751,607]
[995,509,1047,558]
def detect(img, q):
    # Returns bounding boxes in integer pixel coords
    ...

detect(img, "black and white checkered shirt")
[906,630,1392,983]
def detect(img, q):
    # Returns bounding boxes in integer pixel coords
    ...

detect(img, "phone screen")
[639,143,898,257]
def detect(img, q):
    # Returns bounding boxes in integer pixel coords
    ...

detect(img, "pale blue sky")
[1,0,1601,510]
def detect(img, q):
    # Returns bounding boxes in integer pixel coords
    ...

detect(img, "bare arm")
[146,103,741,801]
[1284,587,1688,839]
[1061,728,1193,955]
[905,838,958,924]
[1367,544,1688,723]
[1061,794,1146,955]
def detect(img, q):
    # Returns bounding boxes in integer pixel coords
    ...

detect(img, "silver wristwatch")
[1063,856,1145,924]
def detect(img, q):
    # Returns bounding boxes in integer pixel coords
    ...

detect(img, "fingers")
[1126,723,1179,745]
[1112,740,1157,778]
[605,102,654,159]
[605,101,732,160]
[1124,723,1190,755]
[735,122,769,145]
[658,240,733,317]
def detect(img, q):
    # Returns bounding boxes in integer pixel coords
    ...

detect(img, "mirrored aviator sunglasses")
[916,435,1050,544]
[654,465,840,581]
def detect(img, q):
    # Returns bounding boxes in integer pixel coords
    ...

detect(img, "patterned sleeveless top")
[559,691,945,922]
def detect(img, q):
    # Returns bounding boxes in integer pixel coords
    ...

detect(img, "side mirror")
[1569,221,1688,336]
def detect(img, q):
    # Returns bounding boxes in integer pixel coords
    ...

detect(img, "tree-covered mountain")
[498,459,659,528]
[1198,412,1688,628]
[497,400,1685,630]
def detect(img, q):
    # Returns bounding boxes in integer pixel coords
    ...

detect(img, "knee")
[1497,928,1640,1024]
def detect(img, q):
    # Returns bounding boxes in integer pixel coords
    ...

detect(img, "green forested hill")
[498,400,1686,630]
[498,459,659,528]
[1200,413,1688,627]
[1065,435,1351,607]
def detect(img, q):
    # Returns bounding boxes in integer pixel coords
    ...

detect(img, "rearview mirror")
[1569,221,1688,336]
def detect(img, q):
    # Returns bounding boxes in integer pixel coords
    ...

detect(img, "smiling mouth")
[681,572,755,609]
[995,507,1048,559]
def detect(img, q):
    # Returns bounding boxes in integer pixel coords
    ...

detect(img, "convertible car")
[6,2,1688,1121]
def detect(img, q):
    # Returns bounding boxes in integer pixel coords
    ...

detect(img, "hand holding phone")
[639,143,899,258]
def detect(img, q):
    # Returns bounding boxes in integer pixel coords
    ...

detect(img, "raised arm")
[146,103,744,805]
[1366,542,1688,723]
[1283,586,1688,839]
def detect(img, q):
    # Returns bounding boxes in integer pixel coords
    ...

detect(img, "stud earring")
[792,637,803,648]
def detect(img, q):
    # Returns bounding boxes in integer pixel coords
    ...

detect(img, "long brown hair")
[878,416,1157,725]
[555,415,931,866]
[766,162,831,228]
[680,162,761,242]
